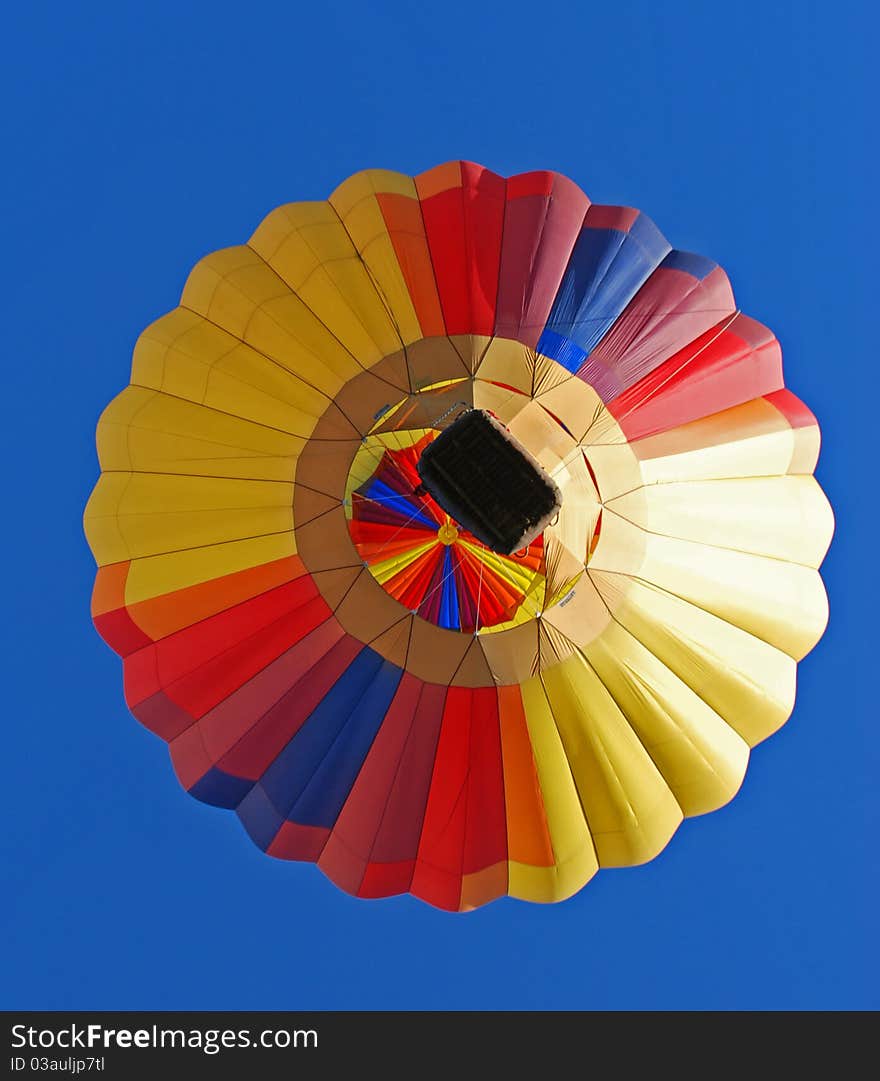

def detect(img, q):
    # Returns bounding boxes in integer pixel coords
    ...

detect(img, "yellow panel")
[478,621,540,687]
[591,511,829,660]
[608,475,834,568]
[84,472,292,564]
[371,540,438,584]
[544,453,599,577]
[132,308,342,435]
[534,371,607,442]
[96,386,303,482]
[541,565,613,648]
[515,676,599,901]
[474,339,537,395]
[540,651,683,866]
[506,399,579,474]
[632,398,799,484]
[83,473,132,565]
[471,380,532,427]
[329,184,423,345]
[329,169,417,216]
[589,571,796,747]
[249,203,406,365]
[584,621,750,816]
[180,246,371,392]
[125,533,296,605]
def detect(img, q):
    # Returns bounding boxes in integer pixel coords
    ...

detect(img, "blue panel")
[189,766,253,809]
[256,648,383,820]
[660,249,717,280]
[287,655,403,828]
[539,216,671,371]
[362,478,436,529]
[535,329,588,372]
[438,546,460,630]
[237,784,286,852]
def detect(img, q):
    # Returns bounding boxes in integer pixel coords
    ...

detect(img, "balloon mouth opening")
[415,408,562,555]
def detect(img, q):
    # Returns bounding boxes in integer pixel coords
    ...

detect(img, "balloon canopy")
[84,162,833,911]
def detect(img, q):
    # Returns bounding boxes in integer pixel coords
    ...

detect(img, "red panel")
[411,687,473,910]
[580,265,736,400]
[417,162,506,336]
[765,387,818,429]
[607,314,784,441]
[93,606,153,656]
[495,172,589,347]
[130,690,194,742]
[318,673,425,895]
[91,562,152,655]
[505,170,555,199]
[355,681,447,897]
[123,646,161,711]
[209,635,362,779]
[584,204,639,232]
[375,192,446,338]
[168,724,212,791]
[461,687,507,876]
[162,594,331,718]
[122,576,328,713]
[193,617,345,762]
[358,859,416,898]
[267,822,329,861]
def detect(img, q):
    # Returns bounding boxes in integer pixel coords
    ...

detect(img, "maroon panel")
[580,265,736,400]
[352,681,448,898]
[495,171,590,347]
[317,672,425,895]
[210,635,363,781]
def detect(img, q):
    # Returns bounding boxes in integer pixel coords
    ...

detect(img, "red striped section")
[581,265,736,400]
[91,562,153,656]
[355,681,448,899]
[317,673,425,894]
[416,162,506,337]
[169,625,360,789]
[410,686,507,911]
[607,314,784,441]
[495,171,589,347]
[123,575,331,718]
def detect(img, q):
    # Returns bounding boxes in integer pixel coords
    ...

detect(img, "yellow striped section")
[368,540,438,584]
[583,620,750,816]
[514,676,599,901]
[329,170,423,346]
[180,245,373,391]
[538,650,683,866]
[249,203,405,365]
[588,571,796,747]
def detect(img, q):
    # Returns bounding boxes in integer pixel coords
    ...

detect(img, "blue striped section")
[537,215,671,370]
[237,784,285,851]
[660,249,717,280]
[189,767,253,809]
[362,478,436,528]
[535,330,588,373]
[438,546,460,630]
[238,648,402,843]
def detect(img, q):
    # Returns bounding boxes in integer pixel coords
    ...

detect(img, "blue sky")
[2,1,875,1010]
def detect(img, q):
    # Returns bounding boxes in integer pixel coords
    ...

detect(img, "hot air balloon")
[84,162,833,911]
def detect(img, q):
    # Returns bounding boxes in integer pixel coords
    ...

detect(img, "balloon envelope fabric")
[84,163,833,912]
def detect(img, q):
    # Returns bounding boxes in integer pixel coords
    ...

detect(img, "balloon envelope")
[84,163,833,911]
